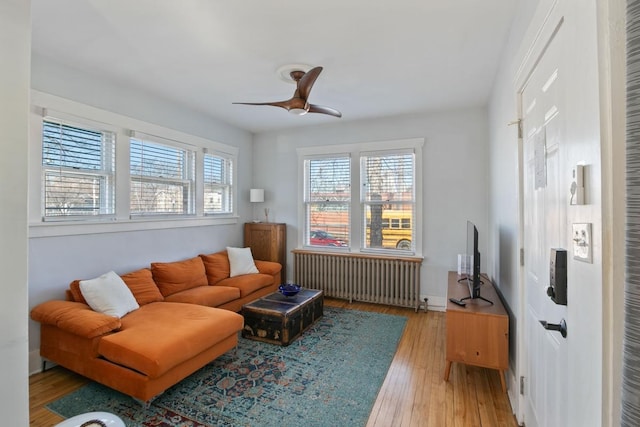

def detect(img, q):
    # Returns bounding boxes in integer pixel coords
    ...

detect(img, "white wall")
[253,108,490,307]
[28,56,256,371]
[31,55,252,151]
[488,0,617,424]
[0,0,30,424]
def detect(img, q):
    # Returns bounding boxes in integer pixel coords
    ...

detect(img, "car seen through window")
[310,230,347,247]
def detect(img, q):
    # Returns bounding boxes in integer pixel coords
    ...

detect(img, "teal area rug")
[47,307,407,427]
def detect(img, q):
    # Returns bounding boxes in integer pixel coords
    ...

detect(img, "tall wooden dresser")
[244,222,287,280]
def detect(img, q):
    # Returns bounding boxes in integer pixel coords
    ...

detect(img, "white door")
[520,22,569,427]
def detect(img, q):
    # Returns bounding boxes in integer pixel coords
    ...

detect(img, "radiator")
[293,250,424,311]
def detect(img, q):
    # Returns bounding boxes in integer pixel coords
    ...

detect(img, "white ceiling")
[31,0,518,134]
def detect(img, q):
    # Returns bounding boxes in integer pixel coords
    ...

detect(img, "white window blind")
[361,150,415,251]
[42,120,115,219]
[130,138,195,216]
[204,153,233,214]
[304,156,351,247]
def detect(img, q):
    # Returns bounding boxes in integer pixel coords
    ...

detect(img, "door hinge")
[520,248,525,266]
[518,120,523,139]
[508,119,523,139]
[520,376,525,395]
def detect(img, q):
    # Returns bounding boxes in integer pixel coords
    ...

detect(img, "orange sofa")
[30,250,282,403]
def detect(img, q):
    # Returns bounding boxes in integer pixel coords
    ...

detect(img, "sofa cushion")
[217,273,273,298]
[151,257,208,297]
[69,280,87,304]
[97,303,243,378]
[254,260,282,276]
[120,268,164,306]
[30,300,121,338]
[199,252,230,285]
[226,247,259,277]
[163,285,240,307]
[79,271,140,318]
[69,269,165,306]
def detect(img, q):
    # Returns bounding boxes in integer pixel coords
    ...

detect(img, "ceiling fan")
[233,66,342,118]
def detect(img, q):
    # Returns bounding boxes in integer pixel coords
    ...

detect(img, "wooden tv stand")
[444,271,509,392]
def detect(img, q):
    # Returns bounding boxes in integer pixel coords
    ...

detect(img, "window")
[32,94,241,235]
[361,151,415,251]
[299,139,421,254]
[304,156,351,247]
[41,119,115,219]
[203,153,233,215]
[130,137,195,216]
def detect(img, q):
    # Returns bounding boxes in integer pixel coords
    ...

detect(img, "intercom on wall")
[547,248,567,305]
[570,165,585,205]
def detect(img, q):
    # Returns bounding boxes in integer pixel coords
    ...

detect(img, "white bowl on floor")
[55,411,125,427]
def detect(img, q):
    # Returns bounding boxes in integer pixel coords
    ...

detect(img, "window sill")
[293,247,423,262]
[298,246,421,259]
[29,215,239,238]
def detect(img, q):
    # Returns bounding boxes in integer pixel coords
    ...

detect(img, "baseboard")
[424,295,446,312]
[29,350,42,375]
[28,350,56,375]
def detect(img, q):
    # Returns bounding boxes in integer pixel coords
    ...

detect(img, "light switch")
[572,223,592,263]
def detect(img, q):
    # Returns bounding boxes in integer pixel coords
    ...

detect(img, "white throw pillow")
[79,271,140,318]
[227,247,259,277]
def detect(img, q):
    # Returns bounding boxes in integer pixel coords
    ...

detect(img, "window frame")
[129,133,196,218]
[40,116,117,222]
[360,148,416,253]
[303,154,352,249]
[297,138,423,256]
[203,152,234,216]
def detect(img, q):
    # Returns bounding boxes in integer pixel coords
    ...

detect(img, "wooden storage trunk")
[241,289,323,346]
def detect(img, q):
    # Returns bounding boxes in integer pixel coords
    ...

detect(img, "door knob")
[539,318,567,338]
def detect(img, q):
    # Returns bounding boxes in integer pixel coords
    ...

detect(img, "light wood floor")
[29,299,517,426]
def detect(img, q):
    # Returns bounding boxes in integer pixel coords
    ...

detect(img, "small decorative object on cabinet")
[244,222,287,279]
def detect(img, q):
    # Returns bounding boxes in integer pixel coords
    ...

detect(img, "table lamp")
[250,189,267,222]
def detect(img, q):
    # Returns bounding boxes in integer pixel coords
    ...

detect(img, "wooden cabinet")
[444,271,509,392]
[244,223,287,280]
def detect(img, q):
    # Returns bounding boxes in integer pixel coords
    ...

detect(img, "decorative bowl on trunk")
[279,283,301,297]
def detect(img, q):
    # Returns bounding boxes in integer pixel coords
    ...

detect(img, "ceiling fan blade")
[233,100,292,109]
[308,104,342,118]
[298,66,323,101]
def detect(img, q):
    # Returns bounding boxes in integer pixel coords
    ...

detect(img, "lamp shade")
[250,189,264,203]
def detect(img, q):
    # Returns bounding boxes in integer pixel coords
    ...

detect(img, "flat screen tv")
[462,221,493,305]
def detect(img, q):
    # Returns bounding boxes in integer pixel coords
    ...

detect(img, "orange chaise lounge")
[30,249,282,403]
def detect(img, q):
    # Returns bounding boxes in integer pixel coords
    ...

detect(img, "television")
[462,220,493,305]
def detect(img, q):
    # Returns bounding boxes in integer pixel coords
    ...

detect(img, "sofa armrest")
[30,300,121,338]
[254,260,282,276]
